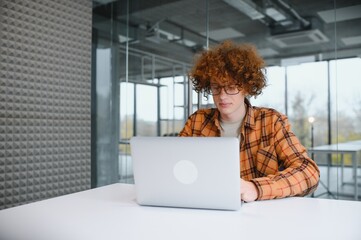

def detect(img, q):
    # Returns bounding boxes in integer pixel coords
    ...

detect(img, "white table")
[308,140,361,200]
[1,183,361,240]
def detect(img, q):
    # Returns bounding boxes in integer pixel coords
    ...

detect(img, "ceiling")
[93,0,361,78]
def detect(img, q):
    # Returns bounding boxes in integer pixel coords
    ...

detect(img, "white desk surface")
[1,183,361,240]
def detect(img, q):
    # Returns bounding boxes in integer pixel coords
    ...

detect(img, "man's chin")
[218,109,232,117]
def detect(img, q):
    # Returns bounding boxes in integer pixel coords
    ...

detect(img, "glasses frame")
[209,84,241,95]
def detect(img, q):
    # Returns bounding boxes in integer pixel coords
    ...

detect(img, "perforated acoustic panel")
[0,0,92,209]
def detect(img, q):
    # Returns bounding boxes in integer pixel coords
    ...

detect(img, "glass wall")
[92,0,361,200]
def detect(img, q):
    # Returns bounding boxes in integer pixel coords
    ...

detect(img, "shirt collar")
[244,98,256,130]
[210,98,256,130]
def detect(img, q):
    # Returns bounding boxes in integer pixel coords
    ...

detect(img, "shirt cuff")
[250,177,282,200]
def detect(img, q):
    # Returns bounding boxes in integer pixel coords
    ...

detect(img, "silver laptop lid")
[130,137,241,211]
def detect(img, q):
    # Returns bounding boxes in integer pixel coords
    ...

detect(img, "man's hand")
[240,179,258,202]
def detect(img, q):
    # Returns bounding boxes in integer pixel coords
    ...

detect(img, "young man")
[179,40,320,202]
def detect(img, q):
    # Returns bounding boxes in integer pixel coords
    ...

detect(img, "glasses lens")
[210,85,220,95]
[210,85,239,95]
[225,85,239,95]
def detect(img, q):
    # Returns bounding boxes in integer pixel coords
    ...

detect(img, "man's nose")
[219,87,227,97]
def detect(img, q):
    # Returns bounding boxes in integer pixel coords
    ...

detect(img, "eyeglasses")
[209,84,240,95]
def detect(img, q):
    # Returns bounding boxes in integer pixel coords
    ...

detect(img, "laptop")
[130,136,241,211]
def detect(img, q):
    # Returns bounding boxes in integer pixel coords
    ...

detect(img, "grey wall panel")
[0,0,92,209]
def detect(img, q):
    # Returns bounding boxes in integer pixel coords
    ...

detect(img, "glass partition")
[92,0,361,200]
[330,58,361,146]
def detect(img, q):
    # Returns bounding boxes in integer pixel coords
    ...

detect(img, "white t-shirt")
[220,118,243,138]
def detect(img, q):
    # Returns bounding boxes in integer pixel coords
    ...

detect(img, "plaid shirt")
[179,99,320,200]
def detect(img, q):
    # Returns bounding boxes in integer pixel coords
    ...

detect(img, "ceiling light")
[175,39,197,48]
[223,0,265,20]
[201,28,245,41]
[146,30,170,44]
[265,7,287,21]
[341,35,361,46]
[146,28,182,44]
[268,29,329,48]
[317,4,361,23]
[281,55,316,66]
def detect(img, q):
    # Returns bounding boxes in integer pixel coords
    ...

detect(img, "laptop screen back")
[130,136,241,211]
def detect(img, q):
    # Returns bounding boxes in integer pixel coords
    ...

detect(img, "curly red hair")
[189,40,267,97]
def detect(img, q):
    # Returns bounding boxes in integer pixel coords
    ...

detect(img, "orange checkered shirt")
[179,99,320,200]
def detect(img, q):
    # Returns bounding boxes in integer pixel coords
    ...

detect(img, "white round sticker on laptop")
[173,160,198,184]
